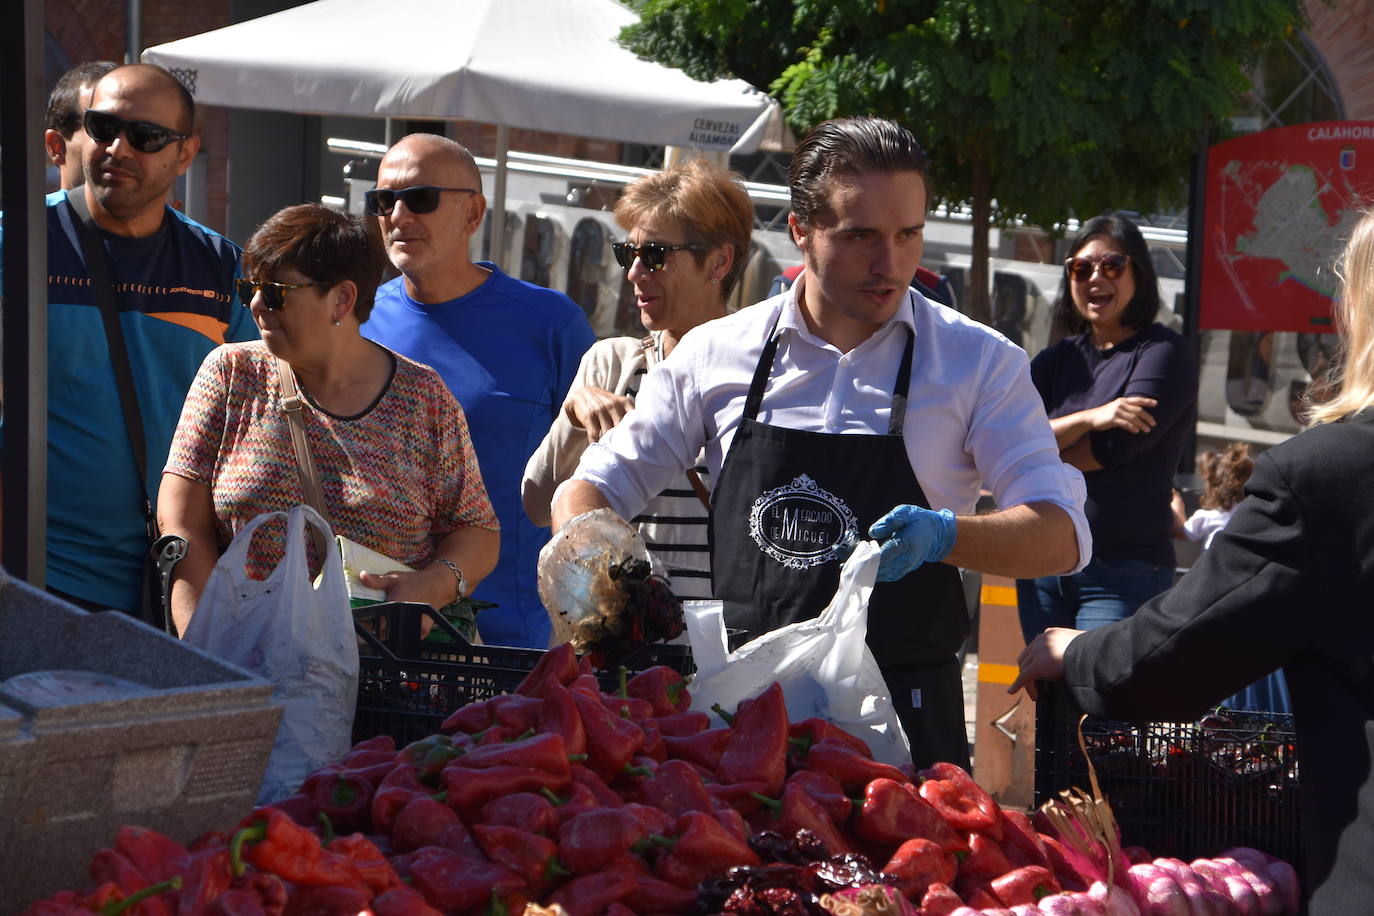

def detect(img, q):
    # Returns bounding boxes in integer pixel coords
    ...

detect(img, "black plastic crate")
[352,602,694,746]
[1034,681,1301,871]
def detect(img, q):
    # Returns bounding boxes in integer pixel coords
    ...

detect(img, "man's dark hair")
[1053,213,1162,335]
[243,203,389,323]
[787,116,930,227]
[45,61,117,137]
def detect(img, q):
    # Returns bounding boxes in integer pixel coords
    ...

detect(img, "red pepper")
[393,795,480,857]
[371,785,424,839]
[917,883,963,916]
[538,682,588,756]
[604,692,656,723]
[715,683,789,794]
[604,904,638,916]
[624,875,699,914]
[397,735,466,784]
[953,875,1001,910]
[224,872,287,916]
[882,838,957,902]
[310,771,374,835]
[441,699,494,734]
[347,734,396,756]
[490,694,547,732]
[854,778,967,855]
[660,727,733,770]
[371,885,443,916]
[711,803,752,846]
[638,720,667,762]
[326,834,401,895]
[999,808,1051,870]
[572,690,644,782]
[298,764,345,799]
[625,666,691,716]
[620,802,676,838]
[111,827,192,886]
[278,884,371,916]
[229,808,367,892]
[1037,835,1090,893]
[88,850,154,900]
[261,795,318,831]
[344,758,398,789]
[479,792,560,836]
[917,762,1002,839]
[379,762,425,793]
[407,847,527,915]
[78,878,183,916]
[784,770,852,824]
[788,717,872,758]
[776,779,855,855]
[958,830,1015,878]
[441,764,567,819]
[546,871,637,916]
[475,824,571,892]
[637,759,715,817]
[990,865,1059,907]
[653,710,710,737]
[652,811,762,889]
[451,731,570,779]
[209,889,266,916]
[515,642,580,698]
[706,780,774,814]
[570,766,625,807]
[557,808,647,874]
[805,739,907,793]
[177,849,234,916]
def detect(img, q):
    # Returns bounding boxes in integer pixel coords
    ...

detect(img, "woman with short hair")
[522,158,754,599]
[159,203,498,633]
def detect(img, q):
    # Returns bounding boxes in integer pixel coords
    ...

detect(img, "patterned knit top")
[166,341,498,579]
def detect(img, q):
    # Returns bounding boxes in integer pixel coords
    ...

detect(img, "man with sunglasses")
[552,117,1089,769]
[1,63,258,618]
[43,60,117,191]
[362,133,594,649]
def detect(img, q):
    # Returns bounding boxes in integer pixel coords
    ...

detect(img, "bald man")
[1,63,258,617]
[362,133,595,648]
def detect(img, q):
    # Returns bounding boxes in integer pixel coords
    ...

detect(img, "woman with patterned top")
[521,159,754,599]
[158,203,499,635]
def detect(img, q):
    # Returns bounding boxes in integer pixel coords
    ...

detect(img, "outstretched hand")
[1007,627,1083,700]
[868,505,957,583]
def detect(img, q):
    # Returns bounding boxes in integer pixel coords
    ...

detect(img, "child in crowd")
[1171,442,1253,549]
[1174,441,1290,713]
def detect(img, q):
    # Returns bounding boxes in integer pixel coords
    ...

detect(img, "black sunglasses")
[611,241,703,273]
[364,185,479,215]
[83,109,190,154]
[235,278,327,311]
[1065,252,1132,283]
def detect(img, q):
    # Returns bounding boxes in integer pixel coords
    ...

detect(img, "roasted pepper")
[488,694,546,732]
[474,824,570,892]
[479,792,560,836]
[624,666,690,716]
[370,885,443,916]
[327,834,401,896]
[111,827,191,887]
[652,811,763,889]
[715,682,788,794]
[917,883,963,916]
[224,872,287,916]
[556,809,647,875]
[854,778,966,855]
[787,717,872,758]
[999,808,1051,870]
[177,848,234,916]
[653,710,710,737]
[637,759,714,817]
[393,796,481,858]
[441,699,494,734]
[396,734,466,784]
[441,764,566,819]
[990,865,1059,907]
[545,870,636,916]
[537,682,588,756]
[309,771,373,835]
[406,847,527,915]
[958,830,1015,878]
[276,884,370,915]
[784,770,852,824]
[917,762,1002,839]
[805,739,908,793]
[624,875,700,914]
[514,643,580,698]
[661,727,732,770]
[229,808,366,892]
[451,731,570,780]
[882,838,957,902]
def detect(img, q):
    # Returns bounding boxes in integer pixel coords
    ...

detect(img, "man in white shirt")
[551,116,1089,767]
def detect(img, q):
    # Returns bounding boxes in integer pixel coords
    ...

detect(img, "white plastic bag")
[684,540,911,768]
[184,504,359,802]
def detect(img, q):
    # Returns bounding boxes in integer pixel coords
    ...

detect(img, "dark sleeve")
[1089,329,1197,468]
[1063,447,1309,721]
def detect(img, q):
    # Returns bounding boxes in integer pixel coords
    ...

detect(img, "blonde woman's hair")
[1307,208,1374,426]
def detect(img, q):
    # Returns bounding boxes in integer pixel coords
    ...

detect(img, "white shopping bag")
[184,504,359,802]
[684,540,912,768]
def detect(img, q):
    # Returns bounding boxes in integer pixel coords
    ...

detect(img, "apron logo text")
[748,474,858,570]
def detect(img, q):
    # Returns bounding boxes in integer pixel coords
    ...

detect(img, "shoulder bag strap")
[274,357,332,524]
[67,191,157,542]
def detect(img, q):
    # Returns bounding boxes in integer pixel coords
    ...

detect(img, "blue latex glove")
[868,505,957,583]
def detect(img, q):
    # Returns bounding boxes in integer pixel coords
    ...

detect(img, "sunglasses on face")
[235,278,327,311]
[82,109,190,154]
[1066,252,1132,283]
[611,241,703,272]
[363,185,478,215]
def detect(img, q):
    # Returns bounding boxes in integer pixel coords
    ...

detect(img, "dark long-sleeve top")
[1030,323,1197,565]
[1063,412,1374,915]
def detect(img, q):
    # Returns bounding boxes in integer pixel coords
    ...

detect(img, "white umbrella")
[143,0,786,253]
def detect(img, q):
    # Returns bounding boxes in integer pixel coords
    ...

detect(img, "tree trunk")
[967,155,993,326]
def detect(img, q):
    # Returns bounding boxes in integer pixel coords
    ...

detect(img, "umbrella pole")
[491,123,510,268]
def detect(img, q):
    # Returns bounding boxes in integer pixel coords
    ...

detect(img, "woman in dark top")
[1010,207,1374,916]
[1017,214,1197,639]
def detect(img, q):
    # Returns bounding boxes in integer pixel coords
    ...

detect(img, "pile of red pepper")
[17,647,1296,916]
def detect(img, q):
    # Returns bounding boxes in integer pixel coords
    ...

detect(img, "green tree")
[622,0,1304,324]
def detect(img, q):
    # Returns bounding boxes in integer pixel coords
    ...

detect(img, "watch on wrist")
[436,559,465,603]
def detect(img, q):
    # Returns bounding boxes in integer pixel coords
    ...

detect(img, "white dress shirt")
[573,285,1091,573]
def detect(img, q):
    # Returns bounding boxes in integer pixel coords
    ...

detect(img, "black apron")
[709,314,970,769]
